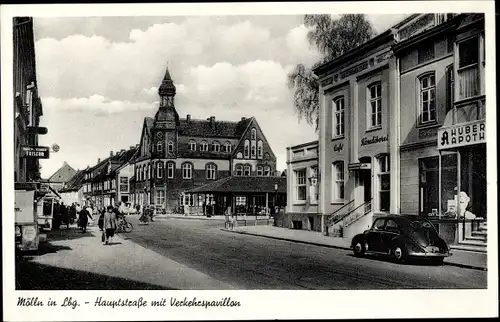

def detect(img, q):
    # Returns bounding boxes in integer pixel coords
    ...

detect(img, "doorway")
[361,170,372,204]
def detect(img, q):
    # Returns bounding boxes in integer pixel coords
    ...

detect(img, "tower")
[153,65,179,159]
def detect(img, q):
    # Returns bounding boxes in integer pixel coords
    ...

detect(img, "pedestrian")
[78,206,93,233]
[103,205,117,245]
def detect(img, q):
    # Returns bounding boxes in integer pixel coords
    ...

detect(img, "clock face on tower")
[157,132,163,139]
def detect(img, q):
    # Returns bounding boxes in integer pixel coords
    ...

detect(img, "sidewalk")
[18,226,236,290]
[223,225,487,271]
[153,214,226,221]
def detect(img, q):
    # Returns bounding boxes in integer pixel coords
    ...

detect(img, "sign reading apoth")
[361,135,388,146]
[21,146,50,159]
[438,120,485,150]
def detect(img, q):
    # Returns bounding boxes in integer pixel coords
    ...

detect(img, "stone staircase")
[452,221,487,253]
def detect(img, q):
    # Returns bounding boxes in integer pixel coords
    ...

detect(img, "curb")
[156,216,226,221]
[222,229,487,271]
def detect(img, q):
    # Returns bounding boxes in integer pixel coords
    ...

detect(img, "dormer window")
[168,141,174,153]
[213,141,220,152]
[200,141,208,152]
[224,141,232,153]
[189,140,196,151]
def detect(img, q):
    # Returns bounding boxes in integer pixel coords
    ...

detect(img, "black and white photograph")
[2,1,497,320]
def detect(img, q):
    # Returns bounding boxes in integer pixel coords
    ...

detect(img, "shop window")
[243,165,251,176]
[376,155,390,212]
[213,141,220,152]
[418,42,435,64]
[332,96,345,138]
[189,140,196,151]
[182,163,193,179]
[167,162,175,179]
[206,163,216,180]
[257,140,263,159]
[294,169,306,202]
[332,162,345,201]
[418,73,436,124]
[244,140,250,158]
[419,156,439,217]
[367,83,382,129]
[200,141,208,152]
[257,165,263,176]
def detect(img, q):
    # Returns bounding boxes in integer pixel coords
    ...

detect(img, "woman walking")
[103,205,117,245]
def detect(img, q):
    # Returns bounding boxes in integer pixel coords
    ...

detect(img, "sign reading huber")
[21,146,50,159]
[438,120,485,150]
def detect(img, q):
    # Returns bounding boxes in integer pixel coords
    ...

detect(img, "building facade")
[130,67,277,213]
[13,17,44,183]
[288,13,487,248]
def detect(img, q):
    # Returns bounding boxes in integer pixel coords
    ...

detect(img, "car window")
[372,219,385,230]
[385,219,399,232]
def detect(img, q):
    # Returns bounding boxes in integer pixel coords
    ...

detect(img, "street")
[122,216,486,290]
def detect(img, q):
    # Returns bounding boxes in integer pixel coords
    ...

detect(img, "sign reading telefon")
[437,120,485,150]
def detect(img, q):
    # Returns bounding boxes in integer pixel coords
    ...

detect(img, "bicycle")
[116,216,133,233]
[138,212,150,225]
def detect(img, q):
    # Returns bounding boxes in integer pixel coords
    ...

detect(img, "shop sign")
[348,163,371,170]
[21,146,50,159]
[361,135,388,146]
[437,120,485,150]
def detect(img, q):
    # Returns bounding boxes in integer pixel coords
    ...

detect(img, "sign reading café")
[437,120,485,150]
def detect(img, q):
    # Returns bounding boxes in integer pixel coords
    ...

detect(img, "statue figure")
[458,191,476,219]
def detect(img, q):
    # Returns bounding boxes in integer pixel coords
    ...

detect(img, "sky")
[35,14,410,178]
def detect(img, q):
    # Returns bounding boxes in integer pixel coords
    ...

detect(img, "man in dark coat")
[78,207,93,233]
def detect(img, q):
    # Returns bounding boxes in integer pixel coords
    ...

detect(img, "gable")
[232,117,276,161]
[48,163,77,183]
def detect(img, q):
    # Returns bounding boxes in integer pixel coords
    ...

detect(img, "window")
[373,219,385,230]
[168,141,174,153]
[206,163,216,180]
[244,140,250,158]
[236,196,247,206]
[200,141,208,152]
[310,166,319,202]
[367,83,382,129]
[119,177,128,192]
[189,140,196,151]
[294,169,306,201]
[458,37,478,68]
[419,73,436,124]
[236,165,243,176]
[251,145,256,159]
[333,96,345,137]
[213,141,220,152]
[157,141,163,153]
[157,162,163,178]
[182,163,192,179]
[236,152,243,159]
[418,42,435,64]
[445,64,454,113]
[257,165,263,176]
[143,165,147,181]
[251,128,256,140]
[376,155,390,212]
[224,142,232,153]
[264,165,271,176]
[385,219,399,232]
[332,162,345,201]
[257,140,263,159]
[156,190,165,206]
[243,165,251,176]
[167,162,174,179]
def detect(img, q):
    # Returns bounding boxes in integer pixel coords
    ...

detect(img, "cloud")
[42,95,157,115]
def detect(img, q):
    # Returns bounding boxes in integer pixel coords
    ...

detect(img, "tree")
[288,14,375,128]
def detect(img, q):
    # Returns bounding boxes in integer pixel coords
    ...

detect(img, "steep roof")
[48,162,77,183]
[59,170,86,193]
[178,117,252,138]
[188,176,286,194]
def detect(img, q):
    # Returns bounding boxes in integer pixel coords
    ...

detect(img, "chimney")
[209,116,215,129]
[120,149,126,153]
[130,146,134,150]
[97,158,101,163]
[63,161,68,166]
[110,150,114,157]
[186,114,191,122]
[241,117,246,121]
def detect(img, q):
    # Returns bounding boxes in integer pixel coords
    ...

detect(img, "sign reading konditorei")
[438,120,485,150]
[360,135,388,146]
[21,146,50,159]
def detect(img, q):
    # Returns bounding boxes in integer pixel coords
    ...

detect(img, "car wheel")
[392,245,406,263]
[353,241,366,257]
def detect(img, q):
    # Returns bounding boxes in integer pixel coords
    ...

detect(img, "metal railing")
[343,199,372,228]
[326,199,355,226]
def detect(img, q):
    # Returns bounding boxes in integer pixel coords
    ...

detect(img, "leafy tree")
[288,14,375,128]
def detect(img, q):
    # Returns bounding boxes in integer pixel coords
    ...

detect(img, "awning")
[187,176,287,194]
[348,163,371,170]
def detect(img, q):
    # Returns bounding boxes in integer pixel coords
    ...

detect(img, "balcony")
[457,64,480,101]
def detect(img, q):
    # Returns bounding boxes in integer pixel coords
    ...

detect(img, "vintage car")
[351,215,451,264]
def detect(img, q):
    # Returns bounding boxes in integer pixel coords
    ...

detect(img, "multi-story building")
[115,147,139,204]
[286,13,487,250]
[13,17,44,183]
[130,67,277,213]
[58,170,86,205]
